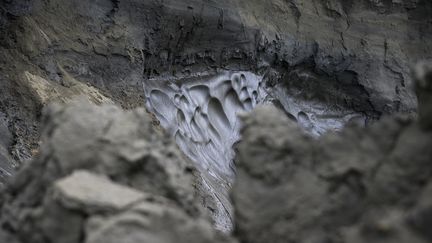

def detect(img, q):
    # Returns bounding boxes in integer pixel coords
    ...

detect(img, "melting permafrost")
[144,71,265,231]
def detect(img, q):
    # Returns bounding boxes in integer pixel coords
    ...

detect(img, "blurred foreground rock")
[233,61,432,243]
[0,100,233,243]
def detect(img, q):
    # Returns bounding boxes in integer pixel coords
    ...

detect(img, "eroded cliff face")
[0,0,431,239]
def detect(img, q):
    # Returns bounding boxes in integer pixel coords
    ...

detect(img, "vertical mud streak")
[144,71,265,231]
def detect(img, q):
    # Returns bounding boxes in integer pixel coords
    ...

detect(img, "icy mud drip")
[271,86,367,136]
[144,71,265,232]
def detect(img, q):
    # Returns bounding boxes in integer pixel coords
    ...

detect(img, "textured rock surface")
[0,100,232,243]
[232,61,432,243]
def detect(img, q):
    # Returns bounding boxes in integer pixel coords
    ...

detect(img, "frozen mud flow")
[144,71,266,231]
[272,89,368,136]
[144,71,265,179]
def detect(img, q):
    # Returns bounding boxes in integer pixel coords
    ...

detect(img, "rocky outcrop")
[232,61,432,243]
[0,100,233,243]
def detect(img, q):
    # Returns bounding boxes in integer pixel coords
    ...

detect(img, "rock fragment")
[53,170,146,213]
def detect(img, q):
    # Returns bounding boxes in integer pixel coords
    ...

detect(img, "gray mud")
[144,71,265,230]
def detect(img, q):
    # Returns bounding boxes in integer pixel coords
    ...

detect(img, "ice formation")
[144,71,266,231]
